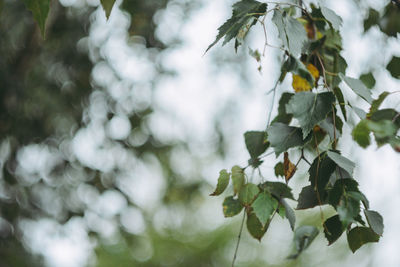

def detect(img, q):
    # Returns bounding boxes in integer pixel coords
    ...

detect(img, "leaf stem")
[232,211,246,267]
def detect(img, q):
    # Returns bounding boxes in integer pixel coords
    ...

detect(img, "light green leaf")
[337,195,360,226]
[327,151,355,176]
[247,212,268,241]
[21,0,50,38]
[282,199,295,231]
[288,225,319,259]
[352,106,367,119]
[386,56,400,79]
[286,92,336,138]
[320,6,342,30]
[210,169,230,196]
[267,123,307,155]
[251,192,278,225]
[347,227,379,253]
[339,74,373,104]
[244,131,268,159]
[206,0,267,52]
[239,183,260,206]
[100,0,116,19]
[272,10,307,56]
[231,165,244,195]
[364,210,384,236]
[222,196,243,217]
[368,92,390,116]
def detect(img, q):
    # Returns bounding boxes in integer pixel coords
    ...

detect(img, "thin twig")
[232,211,246,267]
[266,77,280,129]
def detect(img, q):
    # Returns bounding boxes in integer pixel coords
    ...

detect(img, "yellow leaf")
[292,63,319,92]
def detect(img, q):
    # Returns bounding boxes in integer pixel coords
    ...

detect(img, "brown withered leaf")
[284,152,297,183]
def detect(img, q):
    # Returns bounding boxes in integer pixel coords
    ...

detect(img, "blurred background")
[0,0,399,266]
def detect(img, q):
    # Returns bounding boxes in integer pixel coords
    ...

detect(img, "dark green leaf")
[282,199,295,231]
[309,152,337,197]
[261,181,295,200]
[352,120,371,148]
[286,92,336,138]
[205,0,267,52]
[280,56,314,85]
[296,185,321,210]
[368,92,390,117]
[370,109,400,126]
[251,192,278,225]
[347,227,379,253]
[100,0,117,19]
[274,162,285,178]
[328,178,359,207]
[359,72,376,89]
[247,212,267,241]
[339,74,373,104]
[364,210,384,236]
[267,123,307,155]
[21,0,50,38]
[223,196,243,217]
[327,151,355,176]
[244,131,268,159]
[210,169,230,196]
[363,8,379,32]
[323,215,344,245]
[333,87,347,121]
[239,183,260,206]
[387,56,400,79]
[288,225,319,259]
[272,93,294,124]
[320,6,342,30]
[272,10,307,56]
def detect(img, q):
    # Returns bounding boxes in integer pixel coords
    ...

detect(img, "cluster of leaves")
[208,0,399,259]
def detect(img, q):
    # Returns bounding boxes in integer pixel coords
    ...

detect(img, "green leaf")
[222,196,243,217]
[352,120,371,148]
[323,215,345,245]
[239,183,260,206]
[288,226,319,259]
[247,212,268,241]
[368,92,390,117]
[296,185,321,210]
[328,179,359,207]
[320,6,342,30]
[337,194,360,226]
[363,8,379,32]
[272,93,294,124]
[367,120,398,144]
[251,192,278,225]
[274,162,285,178]
[210,169,230,196]
[244,131,268,159]
[386,56,400,79]
[205,0,267,52]
[309,152,337,197]
[347,227,379,253]
[286,92,336,138]
[327,151,355,176]
[370,109,400,126]
[280,56,314,85]
[352,106,367,120]
[333,87,347,121]
[100,0,116,19]
[21,0,50,38]
[272,10,307,56]
[266,123,307,156]
[339,74,373,104]
[282,199,296,231]
[359,72,376,89]
[364,210,384,236]
[261,181,295,200]
[231,165,245,195]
